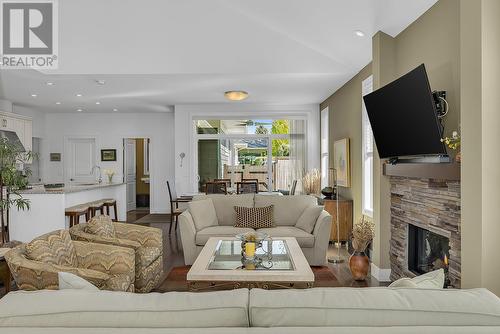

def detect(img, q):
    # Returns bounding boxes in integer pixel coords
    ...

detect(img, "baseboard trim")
[371,263,391,282]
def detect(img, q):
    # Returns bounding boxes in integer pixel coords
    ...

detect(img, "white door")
[65,138,96,185]
[124,139,136,211]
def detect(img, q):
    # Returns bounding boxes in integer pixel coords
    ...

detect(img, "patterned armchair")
[5,230,135,292]
[70,220,163,293]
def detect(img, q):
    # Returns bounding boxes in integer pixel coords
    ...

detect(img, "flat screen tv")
[362,64,447,159]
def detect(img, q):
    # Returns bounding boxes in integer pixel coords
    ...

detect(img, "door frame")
[122,136,153,212]
[63,135,99,185]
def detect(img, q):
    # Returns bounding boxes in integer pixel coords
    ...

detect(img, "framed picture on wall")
[333,138,351,187]
[50,153,61,162]
[101,149,117,162]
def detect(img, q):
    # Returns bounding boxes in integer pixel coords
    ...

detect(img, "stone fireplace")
[389,176,461,288]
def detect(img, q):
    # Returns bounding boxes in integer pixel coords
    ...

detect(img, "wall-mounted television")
[362,64,447,159]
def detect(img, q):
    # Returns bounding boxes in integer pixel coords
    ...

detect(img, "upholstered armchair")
[70,221,163,293]
[5,230,135,292]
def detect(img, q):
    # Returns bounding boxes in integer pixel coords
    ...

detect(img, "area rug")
[155,265,341,292]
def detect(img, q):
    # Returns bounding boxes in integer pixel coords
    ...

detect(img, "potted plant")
[0,138,32,243]
[349,216,375,281]
[103,169,115,184]
[441,130,461,163]
[301,169,321,195]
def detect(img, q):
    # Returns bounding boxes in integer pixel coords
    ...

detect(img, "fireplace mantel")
[383,163,460,180]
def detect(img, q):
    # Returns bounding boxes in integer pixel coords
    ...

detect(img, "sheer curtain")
[289,119,306,194]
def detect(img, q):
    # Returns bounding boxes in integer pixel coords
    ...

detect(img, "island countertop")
[18,182,125,194]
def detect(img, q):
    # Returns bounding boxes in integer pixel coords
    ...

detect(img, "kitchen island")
[9,183,126,242]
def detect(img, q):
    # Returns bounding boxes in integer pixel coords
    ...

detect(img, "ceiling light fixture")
[95,102,101,105]
[31,94,37,97]
[113,108,118,112]
[55,102,61,105]
[355,30,365,37]
[95,80,106,85]
[46,82,54,86]
[224,90,249,101]
[77,108,83,112]
[76,93,82,97]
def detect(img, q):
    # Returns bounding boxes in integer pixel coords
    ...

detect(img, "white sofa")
[1,287,500,333]
[179,194,332,266]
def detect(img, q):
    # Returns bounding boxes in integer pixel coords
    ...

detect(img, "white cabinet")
[0,111,33,161]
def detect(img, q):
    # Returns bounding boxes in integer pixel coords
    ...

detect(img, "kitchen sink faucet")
[91,165,102,184]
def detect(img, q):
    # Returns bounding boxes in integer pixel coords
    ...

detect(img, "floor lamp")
[328,168,344,264]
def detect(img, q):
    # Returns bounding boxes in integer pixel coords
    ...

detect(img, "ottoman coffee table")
[187,237,314,291]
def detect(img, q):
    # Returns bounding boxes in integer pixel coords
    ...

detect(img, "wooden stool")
[102,199,118,222]
[65,205,90,227]
[88,201,105,218]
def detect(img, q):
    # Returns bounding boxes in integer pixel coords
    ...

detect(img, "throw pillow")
[234,205,274,229]
[25,229,78,267]
[389,269,445,289]
[58,272,99,291]
[85,215,116,238]
[188,198,218,231]
[295,206,323,233]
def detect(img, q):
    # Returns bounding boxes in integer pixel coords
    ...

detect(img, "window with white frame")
[320,107,329,188]
[362,76,374,217]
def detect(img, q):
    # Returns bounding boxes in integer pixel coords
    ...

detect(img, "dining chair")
[167,181,192,234]
[290,179,298,195]
[205,181,228,195]
[236,181,258,194]
[214,178,231,188]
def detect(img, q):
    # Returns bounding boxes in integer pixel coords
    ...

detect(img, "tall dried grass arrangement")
[352,215,375,252]
[302,169,321,195]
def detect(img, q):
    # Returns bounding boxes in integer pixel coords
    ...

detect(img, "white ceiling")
[0,0,437,113]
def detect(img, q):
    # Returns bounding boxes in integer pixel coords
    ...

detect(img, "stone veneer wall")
[389,177,461,288]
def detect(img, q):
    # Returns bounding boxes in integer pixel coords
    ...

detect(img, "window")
[194,119,305,193]
[320,108,329,189]
[362,76,374,217]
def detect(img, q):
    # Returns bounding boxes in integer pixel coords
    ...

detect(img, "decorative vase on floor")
[349,251,369,281]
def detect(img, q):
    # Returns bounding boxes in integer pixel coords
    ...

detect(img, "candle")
[245,242,256,257]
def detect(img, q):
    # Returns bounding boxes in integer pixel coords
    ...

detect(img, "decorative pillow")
[234,205,274,229]
[85,215,116,238]
[295,206,323,233]
[58,272,99,291]
[104,274,132,292]
[25,229,78,267]
[188,198,218,231]
[389,269,445,289]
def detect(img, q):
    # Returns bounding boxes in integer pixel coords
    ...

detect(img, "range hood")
[0,130,25,152]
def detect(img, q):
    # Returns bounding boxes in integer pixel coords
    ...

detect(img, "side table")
[0,241,21,296]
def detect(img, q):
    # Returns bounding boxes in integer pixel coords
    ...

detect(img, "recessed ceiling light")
[113,108,118,112]
[55,102,61,105]
[95,80,106,85]
[46,81,54,86]
[224,91,249,101]
[355,30,365,37]
[95,101,101,105]
[31,94,37,97]
[76,108,83,112]
[76,93,82,97]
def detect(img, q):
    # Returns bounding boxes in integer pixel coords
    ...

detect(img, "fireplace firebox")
[408,224,450,277]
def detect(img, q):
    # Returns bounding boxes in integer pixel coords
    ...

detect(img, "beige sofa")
[0,287,499,333]
[179,194,332,266]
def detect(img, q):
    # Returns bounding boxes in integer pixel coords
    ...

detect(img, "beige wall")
[320,63,372,224]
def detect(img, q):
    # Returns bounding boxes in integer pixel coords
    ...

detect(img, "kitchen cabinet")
[0,111,33,161]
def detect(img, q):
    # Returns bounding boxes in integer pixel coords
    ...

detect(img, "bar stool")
[65,205,90,227]
[102,198,118,222]
[88,201,105,218]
